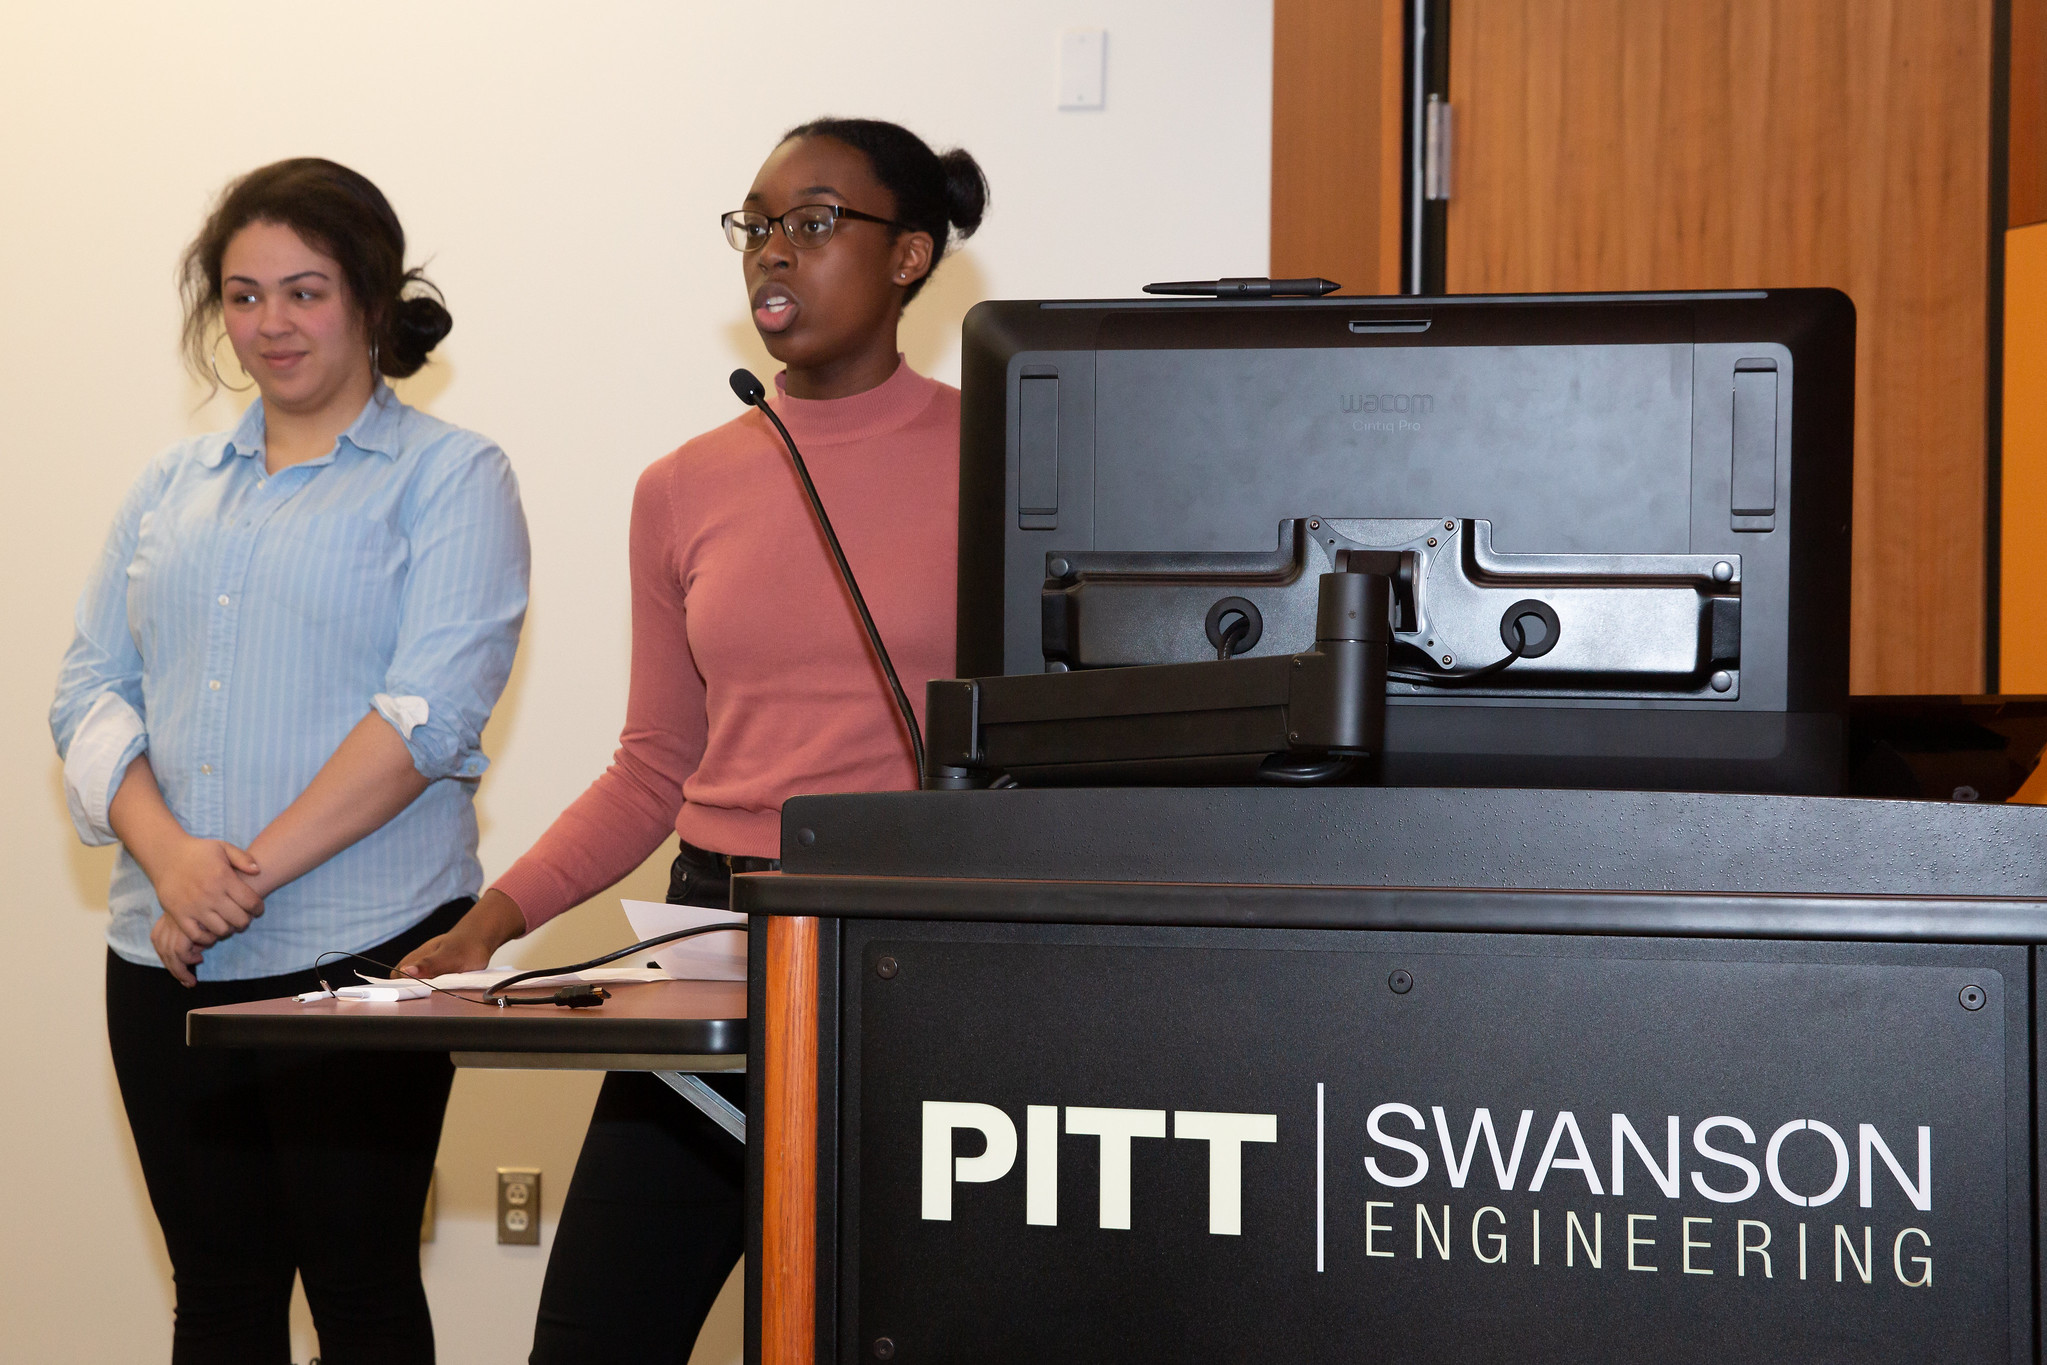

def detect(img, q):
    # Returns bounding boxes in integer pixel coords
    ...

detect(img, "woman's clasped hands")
[140,835,265,985]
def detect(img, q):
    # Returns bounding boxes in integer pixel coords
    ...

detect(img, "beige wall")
[0,2,1271,1360]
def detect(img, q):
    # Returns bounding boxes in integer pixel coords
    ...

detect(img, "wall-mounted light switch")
[1058,28,1106,110]
[497,1167,541,1245]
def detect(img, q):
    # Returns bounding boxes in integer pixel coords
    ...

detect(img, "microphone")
[728,368,927,784]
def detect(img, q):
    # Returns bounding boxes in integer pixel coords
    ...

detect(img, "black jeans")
[105,898,470,1365]
[529,843,748,1364]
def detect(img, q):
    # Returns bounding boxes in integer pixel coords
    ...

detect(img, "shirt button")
[209,680,222,690]
[201,764,213,775]
[217,595,230,606]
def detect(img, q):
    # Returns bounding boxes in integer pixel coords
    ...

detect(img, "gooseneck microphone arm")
[728,369,928,784]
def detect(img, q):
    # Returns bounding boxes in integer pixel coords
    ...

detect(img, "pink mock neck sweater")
[494,359,958,930]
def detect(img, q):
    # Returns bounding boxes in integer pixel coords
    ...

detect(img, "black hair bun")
[382,291,453,378]
[938,148,988,239]
[777,118,989,303]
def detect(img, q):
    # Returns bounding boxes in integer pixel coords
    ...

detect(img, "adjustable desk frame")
[187,979,750,1140]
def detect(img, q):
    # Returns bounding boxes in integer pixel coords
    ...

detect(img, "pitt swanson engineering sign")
[850,928,2015,1361]
[922,1099,1935,1286]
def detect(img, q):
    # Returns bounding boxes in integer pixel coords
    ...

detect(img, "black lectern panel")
[840,921,2025,1365]
[780,787,2047,900]
[739,787,2047,1362]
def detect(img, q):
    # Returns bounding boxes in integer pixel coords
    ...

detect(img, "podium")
[739,787,2047,1364]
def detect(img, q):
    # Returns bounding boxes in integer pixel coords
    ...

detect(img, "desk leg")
[654,1071,747,1142]
[764,915,818,1365]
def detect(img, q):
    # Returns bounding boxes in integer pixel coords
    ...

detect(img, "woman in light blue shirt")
[50,158,528,1363]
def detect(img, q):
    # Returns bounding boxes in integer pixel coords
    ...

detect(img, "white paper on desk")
[335,977,432,1001]
[342,967,680,1000]
[620,900,747,980]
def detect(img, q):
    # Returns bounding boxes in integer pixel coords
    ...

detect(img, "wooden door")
[2008,218,2047,688]
[1275,0,2000,694]
[1271,0,1406,295]
[2001,0,2047,688]
[1446,0,1994,695]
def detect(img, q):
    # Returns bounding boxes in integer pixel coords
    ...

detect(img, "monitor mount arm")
[924,518,1742,790]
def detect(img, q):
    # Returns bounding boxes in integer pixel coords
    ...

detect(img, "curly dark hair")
[179,157,451,387]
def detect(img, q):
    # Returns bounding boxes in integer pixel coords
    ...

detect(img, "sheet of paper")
[620,899,747,980]
[343,967,681,999]
[335,978,432,1001]
[325,899,746,1004]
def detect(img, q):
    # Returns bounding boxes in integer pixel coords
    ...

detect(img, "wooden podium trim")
[762,915,818,1365]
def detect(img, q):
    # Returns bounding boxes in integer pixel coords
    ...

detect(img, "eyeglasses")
[720,203,905,252]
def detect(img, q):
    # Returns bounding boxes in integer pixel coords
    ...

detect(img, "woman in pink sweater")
[401,118,987,1360]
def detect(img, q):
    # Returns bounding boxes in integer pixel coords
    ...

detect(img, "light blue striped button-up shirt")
[52,383,529,980]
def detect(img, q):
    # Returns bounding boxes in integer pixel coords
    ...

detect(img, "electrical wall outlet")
[497,1168,541,1246]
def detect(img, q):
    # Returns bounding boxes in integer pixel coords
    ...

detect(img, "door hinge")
[1424,94,1454,201]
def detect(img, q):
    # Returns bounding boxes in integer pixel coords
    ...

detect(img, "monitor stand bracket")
[1042,518,1741,702]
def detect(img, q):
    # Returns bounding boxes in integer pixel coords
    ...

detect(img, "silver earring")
[209,332,255,394]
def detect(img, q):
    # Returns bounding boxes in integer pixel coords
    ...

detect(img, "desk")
[741,787,2047,1365]
[188,979,750,1140]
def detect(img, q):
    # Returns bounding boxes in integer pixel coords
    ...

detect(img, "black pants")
[105,898,469,1365]
[529,844,748,1364]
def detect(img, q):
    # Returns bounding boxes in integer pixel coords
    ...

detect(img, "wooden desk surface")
[187,979,746,1056]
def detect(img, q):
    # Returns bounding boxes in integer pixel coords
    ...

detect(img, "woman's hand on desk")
[397,888,525,978]
[150,913,206,987]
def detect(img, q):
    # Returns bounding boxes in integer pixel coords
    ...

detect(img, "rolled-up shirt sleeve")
[52,457,169,843]
[63,692,148,845]
[375,439,530,780]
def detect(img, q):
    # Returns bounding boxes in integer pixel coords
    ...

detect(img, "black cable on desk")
[483,924,746,998]
[312,923,746,1010]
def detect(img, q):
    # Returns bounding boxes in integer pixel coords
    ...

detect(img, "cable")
[484,923,745,998]
[317,950,611,1008]
[1388,619,1528,688]
[1257,755,1367,785]
[312,922,747,1010]
[1216,613,1252,661]
[314,949,524,1009]
[729,370,927,783]
[1248,624,1530,787]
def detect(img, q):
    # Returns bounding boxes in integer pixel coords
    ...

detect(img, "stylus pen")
[1143,277,1341,298]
